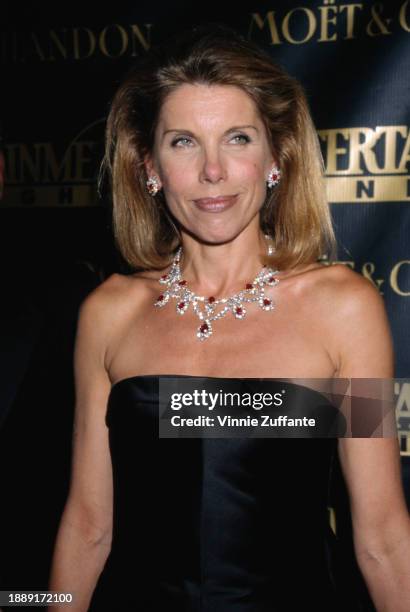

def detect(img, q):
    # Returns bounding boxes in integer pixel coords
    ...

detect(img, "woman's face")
[146,83,275,243]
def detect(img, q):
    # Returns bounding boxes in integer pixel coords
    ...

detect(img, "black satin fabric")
[88,375,358,612]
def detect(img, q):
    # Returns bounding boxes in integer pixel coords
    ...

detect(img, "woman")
[48,24,410,611]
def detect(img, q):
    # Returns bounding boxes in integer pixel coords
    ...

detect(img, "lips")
[193,195,238,212]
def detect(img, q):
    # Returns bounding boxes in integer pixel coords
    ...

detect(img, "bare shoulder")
[79,271,155,318]
[300,264,393,376]
[79,270,164,365]
[77,273,123,331]
[75,272,152,358]
[310,263,387,318]
[282,262,385,315]
[279,262,393,375]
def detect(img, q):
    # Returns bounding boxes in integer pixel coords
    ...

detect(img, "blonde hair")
[100,23,337,271]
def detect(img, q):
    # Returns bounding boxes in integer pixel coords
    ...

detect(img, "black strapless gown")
[88,375,360,611]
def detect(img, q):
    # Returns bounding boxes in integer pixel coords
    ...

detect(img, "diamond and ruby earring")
[267,166,281,188]
[146,175,161,196]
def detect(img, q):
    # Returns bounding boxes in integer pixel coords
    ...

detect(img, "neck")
[175,230,273,298]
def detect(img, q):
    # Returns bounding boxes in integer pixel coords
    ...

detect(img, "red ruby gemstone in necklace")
[245,283,253,289]
[177,301,185,310]
[178,280,187,286]
[200,323,209,332]
[208,296,215,303]
[263,298,271,306]
[235,307,243,315]
[157,294,164,301]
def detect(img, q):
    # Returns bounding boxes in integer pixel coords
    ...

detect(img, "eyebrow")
[162,125,259,139]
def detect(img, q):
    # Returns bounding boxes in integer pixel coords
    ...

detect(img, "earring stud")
[146,175,161,196]
[267,166,281,188]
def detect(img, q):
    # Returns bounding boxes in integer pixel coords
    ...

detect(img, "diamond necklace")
[153,234,280,341]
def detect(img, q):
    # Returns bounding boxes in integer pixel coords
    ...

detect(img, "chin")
[188,226,244,246]
[178,212,258,245]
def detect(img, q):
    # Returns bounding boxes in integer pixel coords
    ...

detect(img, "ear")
[143,154,162,188]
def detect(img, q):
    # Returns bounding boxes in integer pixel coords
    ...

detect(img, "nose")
[199,147,227,184]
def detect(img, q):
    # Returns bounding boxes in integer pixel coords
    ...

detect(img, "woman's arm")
[48,286,115,612]
[331,267,410,612]
[338,437,410,612]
